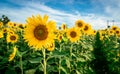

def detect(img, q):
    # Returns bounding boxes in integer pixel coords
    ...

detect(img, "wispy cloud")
[0,0,119,29]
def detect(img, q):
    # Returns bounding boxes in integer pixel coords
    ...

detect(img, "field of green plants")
[0,15,120,74]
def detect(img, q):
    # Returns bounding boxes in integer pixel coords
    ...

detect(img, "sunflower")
[111,26,118,31]
[7,33,18,43]
[8,29,15,35]
[75,20,85,30]
[90,30,96,35]
[0,22,3,28]
[8,46,17,61]
[115,29,120,37]
[7,22,14,27]
[0,31,3,38]
[47,42,55,51]
[108,29,114,36]
[115,29,120,34]
[57,34,63,42]
[66,27,80,42]
[18,23,25,29]
[24,14,56,50]
[82,23,92,35]
[2,28,8,33]
[61,23,67,31]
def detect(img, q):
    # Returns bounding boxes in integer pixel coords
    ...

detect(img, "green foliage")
[91,32,110,74]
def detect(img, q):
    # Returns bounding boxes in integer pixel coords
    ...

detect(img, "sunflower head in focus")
[24,14,56,50]
[7,33,18,43]
[9,46,17,61]
[75,20,85,30]
[66,27,81,42]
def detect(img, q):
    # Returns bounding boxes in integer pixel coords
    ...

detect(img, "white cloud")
[0,1,115,29]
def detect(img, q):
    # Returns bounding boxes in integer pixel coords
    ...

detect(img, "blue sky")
[0,0,120,29]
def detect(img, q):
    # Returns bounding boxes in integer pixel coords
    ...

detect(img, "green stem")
[70,44,73,73]
[42,49,46,74]
[59,59,61,74]
[70,45,72,57]
[20,56,23,74]
[59,44,62,74]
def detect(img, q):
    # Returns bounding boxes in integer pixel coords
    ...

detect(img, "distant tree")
[0,15,10,25]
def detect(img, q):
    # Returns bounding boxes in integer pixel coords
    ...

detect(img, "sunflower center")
[113,27,117,30]
[70,31,76,38]
[78,23,83,27]
[94,31,96,33]
[63,25,66,29]
[34,25,48,40]
[59,36,62,40]
[116,31,119,34]
[84,26,88,31]
[110,31,113,33]
[10,36,16,40]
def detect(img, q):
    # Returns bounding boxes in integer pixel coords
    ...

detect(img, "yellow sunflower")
[0,22,3,28]
[8,46,17,61]
[66,27,80,42]
[2,28,8,33]
[8,29,15,35]
[111,26,118,31]
[82,23,92,35]
[75,20,85,30]
[7,33,18,43]
[7,22,14,27]
[57,34,63,42]
[47,42,55,51]
[0,31,4,38]
[108,29,114,36]
[115,29,120,34]
[115,29,120,37]
[61,23,67,31]
[24,14,56,50]
[90,30,96,35]
[17,23,25,29]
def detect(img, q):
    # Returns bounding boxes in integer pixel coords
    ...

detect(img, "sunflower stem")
[20,56,23,74]
[70,44,73,57]
[70,43,73,72]
[42,48,46,74]
[59,44,62,74]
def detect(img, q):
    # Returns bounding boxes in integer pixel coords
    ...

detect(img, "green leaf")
[65,58,70,68]
[5,69,17,74]
[29,57,43,64]
[60,66,67,74]
[25,69,36,74]
[76,70,80,74]
[77,57,86,62]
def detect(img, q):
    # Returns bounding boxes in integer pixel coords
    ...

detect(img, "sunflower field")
[0,14,120,74]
